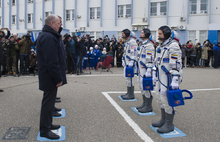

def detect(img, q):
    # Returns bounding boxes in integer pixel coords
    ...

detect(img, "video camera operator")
[64,34,76,74]
[2,36,19,76]
[76,36,87,75]
[19,33,34,75]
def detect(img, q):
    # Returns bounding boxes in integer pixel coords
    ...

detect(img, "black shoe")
[56,97,61,100]
[54,107,61,112]
[52,111,61,117]
[55,98,61,103]
[51,124,61,130]
[0,89,3,92]
[40,130,60,139]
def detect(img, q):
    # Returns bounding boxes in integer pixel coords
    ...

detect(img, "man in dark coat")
[0,37,4,92]
[37,15,67,140]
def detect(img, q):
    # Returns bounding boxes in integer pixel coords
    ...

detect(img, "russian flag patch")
[171,54,178,60]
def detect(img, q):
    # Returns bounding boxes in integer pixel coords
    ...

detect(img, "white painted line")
[105,88,220,94]
[102,92,154,142]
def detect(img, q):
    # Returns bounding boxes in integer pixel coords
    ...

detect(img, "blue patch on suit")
[163,58,169,63]
[141,54,146,58]
[158,57,160,61]
[128,50,130,53]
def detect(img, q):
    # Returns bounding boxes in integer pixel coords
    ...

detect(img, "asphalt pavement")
[0,67,219,142]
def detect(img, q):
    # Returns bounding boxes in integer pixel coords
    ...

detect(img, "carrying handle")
[182,89,193,100]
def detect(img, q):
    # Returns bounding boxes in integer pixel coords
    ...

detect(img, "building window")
[200,0,208,14]
[126,5,131,17]
[199,30,207,43]
[66,10,74,21]
[27,14,33,23]
[12,15,16,24]
[90,8,95,19]
[189,31,196,44]
[118,5,131,18]
[96,32,101,39]
[118,5,123,18]
[72,10,75,20]
[90,7,100,19]
[45,11,52,18]
[151,31,156,38]
[160,2,167,15]
[66,10,70,21]
[28,0,33,3]
[97,8,100,19]
[117,31,122,40]
[189,0,197,14]
[150,3,157,16]
[12,0,16,6]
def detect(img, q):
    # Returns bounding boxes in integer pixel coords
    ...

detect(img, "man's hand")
[56,81,63,87]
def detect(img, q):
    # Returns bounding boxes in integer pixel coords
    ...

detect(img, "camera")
[63,33,71,45]
[25,33,31,40]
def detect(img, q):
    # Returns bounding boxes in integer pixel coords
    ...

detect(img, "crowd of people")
[0,28,37,77]
[180,40,220,68]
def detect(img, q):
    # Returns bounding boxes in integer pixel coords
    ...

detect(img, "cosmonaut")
[152,26,182,133]
[120,29,138,100]
[135,28,155,113]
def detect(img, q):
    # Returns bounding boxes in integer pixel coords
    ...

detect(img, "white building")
[0,0,220,44]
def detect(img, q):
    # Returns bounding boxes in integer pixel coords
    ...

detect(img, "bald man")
[37,15,67,139]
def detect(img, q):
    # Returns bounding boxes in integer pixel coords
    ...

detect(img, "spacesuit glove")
[122,60,125,67]
[171,76,179,90]
[145,68,152,78]
[128,60,134,67]
[152,70,156,83]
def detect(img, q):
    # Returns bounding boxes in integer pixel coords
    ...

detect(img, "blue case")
[143,77,153,90]
[167,89,184,107]
[125,67,134,77]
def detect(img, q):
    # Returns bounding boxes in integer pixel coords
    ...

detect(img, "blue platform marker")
[37,126,65,141]
[150,125,186,138]
[131,107,156,116]
[118,96,137,101]
[53,109,65,118]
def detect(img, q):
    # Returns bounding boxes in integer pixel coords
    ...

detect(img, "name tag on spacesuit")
[141,54,146,58]
[163,58,169,63]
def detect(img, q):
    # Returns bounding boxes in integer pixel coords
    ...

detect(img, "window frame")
[12,0,16,6]
[199,30,208,43]
[160,1,167,15]
[27,13,33,23]
[45,11,52,18]
[90,8,95,19]
[12,15,16,24]
[118,5,124,18]
[188,30,197,44]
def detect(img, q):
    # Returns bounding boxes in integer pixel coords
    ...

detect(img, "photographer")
[76,36,87,74]
[65,34,76,74]
[2,36,19,76]
[19,34,34,75]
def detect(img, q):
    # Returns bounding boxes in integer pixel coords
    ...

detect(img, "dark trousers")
[190,56,196,67]
[20,54,29,74]
[214,55,219,68]
[40,87,57,135]
[67,54,76,72]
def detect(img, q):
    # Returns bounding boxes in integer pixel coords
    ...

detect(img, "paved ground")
[0,67,220,142]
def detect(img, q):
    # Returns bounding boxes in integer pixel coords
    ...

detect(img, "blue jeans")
[196,58,200,66]
[75,56,84,72]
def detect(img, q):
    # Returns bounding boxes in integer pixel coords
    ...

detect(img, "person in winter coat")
[181,44,187,67]
[190,45,196,67]
[37,15,67,140]
[201,42,211,67]
[0,28,11,39]
[195,43,202,67]
[213,42,220,68]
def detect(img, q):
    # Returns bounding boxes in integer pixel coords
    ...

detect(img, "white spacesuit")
[121,29,138,100]
[152,26,182,133]
[136,28,155,113]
